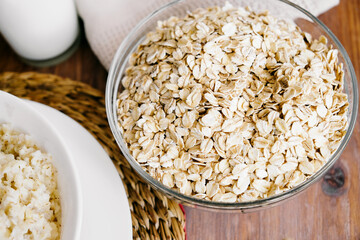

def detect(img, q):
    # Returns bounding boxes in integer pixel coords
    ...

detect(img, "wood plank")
[0,29,108,92]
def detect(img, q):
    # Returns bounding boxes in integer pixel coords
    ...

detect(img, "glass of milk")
[0,0,79,67]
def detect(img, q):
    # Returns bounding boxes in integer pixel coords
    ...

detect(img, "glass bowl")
[106,0,358,211]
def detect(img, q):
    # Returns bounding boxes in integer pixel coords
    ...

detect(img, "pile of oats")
[117,3,349,202]
[0,123,61,239]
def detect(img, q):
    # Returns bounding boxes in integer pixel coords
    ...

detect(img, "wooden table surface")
[1,0,359,239]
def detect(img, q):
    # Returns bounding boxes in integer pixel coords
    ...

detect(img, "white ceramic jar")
[0,0,79,65]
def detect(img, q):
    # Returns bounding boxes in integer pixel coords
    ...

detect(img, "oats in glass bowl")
[116,3,349,203]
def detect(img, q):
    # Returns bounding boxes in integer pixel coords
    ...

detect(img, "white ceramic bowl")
[0,91,82,239]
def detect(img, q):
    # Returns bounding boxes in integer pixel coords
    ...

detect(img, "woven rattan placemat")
[0,72,185,240]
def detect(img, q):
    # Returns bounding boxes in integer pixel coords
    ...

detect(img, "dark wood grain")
[0,30,108,92]
[0,0,359,239]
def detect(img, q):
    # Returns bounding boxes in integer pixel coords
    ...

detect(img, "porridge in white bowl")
[0,123,61,240]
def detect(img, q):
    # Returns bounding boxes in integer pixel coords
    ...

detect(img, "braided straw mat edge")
[0,72,186,240]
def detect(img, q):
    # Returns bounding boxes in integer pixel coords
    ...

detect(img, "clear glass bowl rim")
[106,0,359,210]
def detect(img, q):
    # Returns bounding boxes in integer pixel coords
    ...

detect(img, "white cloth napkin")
[76,0,339,70]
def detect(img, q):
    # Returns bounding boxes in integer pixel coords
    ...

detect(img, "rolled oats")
[117,3,349,202]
